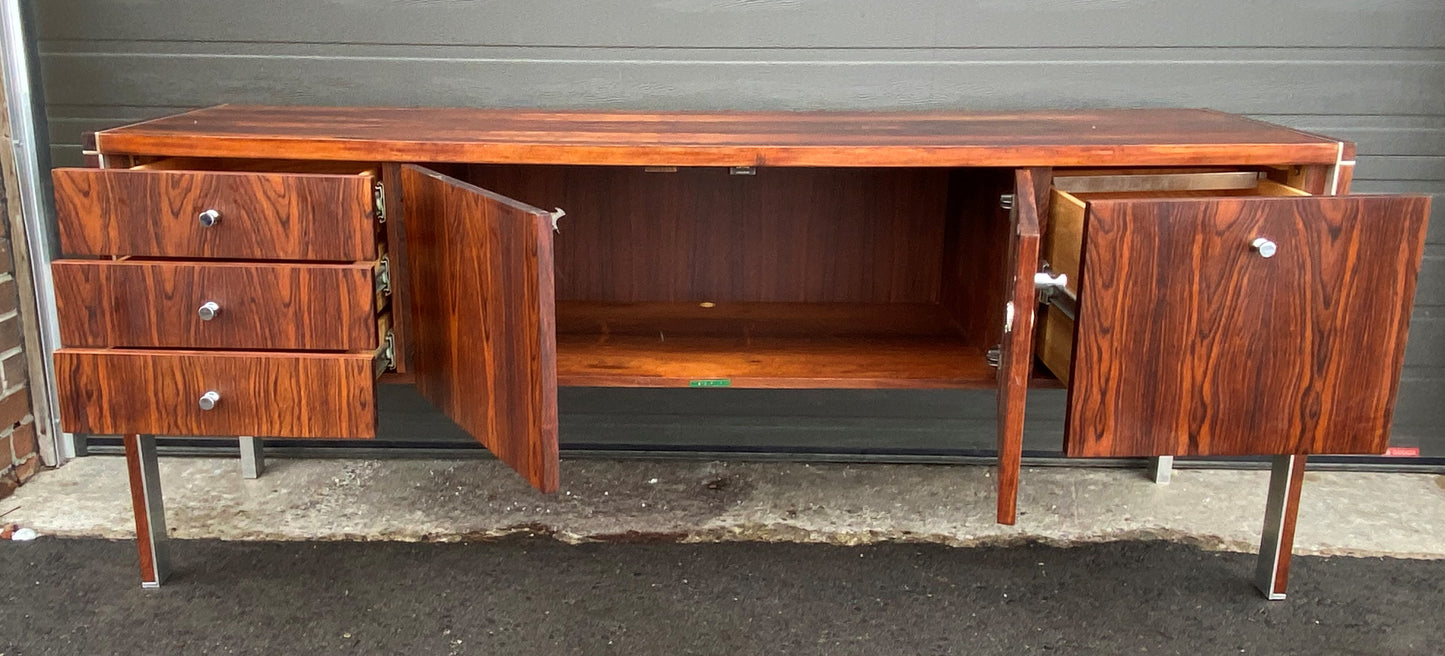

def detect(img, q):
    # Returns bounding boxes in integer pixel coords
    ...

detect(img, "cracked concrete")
[3,456,1444,559]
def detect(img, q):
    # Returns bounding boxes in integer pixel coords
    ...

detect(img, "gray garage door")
[32,1,1445,460]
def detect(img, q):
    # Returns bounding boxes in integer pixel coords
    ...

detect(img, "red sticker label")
[1385,447,1421,457]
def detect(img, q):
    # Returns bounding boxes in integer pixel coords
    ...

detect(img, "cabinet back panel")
[463,165,949,303]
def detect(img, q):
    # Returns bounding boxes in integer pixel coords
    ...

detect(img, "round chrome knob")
[1251,237,1278,259]
[198,390,221,411]
[198,209,221,227]
[197,301,220,321]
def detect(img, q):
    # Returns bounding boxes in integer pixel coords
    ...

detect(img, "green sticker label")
[688,379,732,388]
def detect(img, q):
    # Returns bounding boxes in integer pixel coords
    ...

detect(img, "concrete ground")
[3,455,1444,559]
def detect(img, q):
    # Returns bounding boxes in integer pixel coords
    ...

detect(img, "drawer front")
[54,260,380,351]
[53,167,377,260]
[55,349,379,438]
[1064,194,1429,457]
[1037,177,1313,385]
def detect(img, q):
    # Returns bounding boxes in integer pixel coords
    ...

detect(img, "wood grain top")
[93,105,1345,167]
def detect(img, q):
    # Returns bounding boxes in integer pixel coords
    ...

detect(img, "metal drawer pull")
[1251,237,1278,259]
[197,301,221,321]
[1034,271,1067,291]
[198,390,221,411]
[198,209,221,227]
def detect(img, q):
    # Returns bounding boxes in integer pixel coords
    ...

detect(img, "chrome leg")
[1147,456,1173,484]
[239,436,264,479]
[1255,454,1306,600]
[123,434,170,588]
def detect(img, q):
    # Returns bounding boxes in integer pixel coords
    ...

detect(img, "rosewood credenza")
[50,106,1430,597]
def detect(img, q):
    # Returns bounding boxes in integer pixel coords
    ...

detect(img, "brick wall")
[0,179,36,498]
[0,71,42,500]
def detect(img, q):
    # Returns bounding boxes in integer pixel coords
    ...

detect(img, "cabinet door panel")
[996,168,1045,524]
[1068,195,1429,457]
[401,165,560,492]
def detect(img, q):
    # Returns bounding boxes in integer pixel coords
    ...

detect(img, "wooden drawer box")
[52,159,380,261]
[1037,171,1430,457]
[53,259,386,351]
[54,349,384,439]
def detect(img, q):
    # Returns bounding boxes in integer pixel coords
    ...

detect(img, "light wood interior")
[1036,172,1313,383]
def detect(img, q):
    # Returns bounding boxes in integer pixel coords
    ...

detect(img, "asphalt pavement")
[1,537,1441,655]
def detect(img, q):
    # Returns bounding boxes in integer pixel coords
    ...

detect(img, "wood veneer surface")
[554,301,992,388]
[1067,195,1430,457]
[93,106,1344,167]
[55,349,378,438]
[53,165,377,260]
[54,259,378,351]
[465,165,950,304]
[401,165,560,493]
[995,168,1045,525]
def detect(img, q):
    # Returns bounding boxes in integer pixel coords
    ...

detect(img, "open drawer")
[1038,170,1430,457]
[52,158,381,260]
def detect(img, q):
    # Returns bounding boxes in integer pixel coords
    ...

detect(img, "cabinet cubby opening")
[457,164,1016,389]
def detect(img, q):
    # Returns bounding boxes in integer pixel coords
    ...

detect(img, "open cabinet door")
[401,165,560,492]
[995,168,1045,524]
[1066,194,1429,457]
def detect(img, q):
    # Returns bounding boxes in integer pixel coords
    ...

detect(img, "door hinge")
[375,329,396,378]
[373,181,387,223]
[375,255,391,296]
[986,345,1002,368]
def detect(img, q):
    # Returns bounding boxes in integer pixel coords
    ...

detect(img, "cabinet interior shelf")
[554,301,994,389]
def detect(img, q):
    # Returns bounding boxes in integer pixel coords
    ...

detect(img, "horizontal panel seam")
[35,53,1445,66]
[47,109,1445,119]
[35,39,1445,50]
